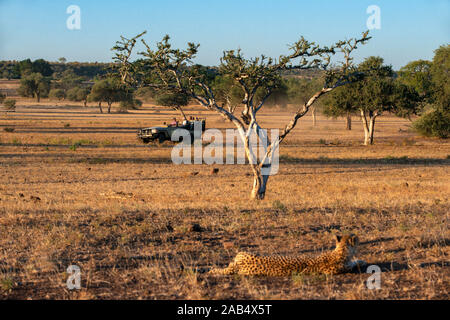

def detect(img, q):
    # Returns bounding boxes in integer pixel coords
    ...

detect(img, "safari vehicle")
[137,119,206,144]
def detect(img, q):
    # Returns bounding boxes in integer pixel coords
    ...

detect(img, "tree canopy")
[88,78,131,113]
[18,72,50,102]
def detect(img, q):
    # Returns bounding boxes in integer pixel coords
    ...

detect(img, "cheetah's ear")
[334,234,342,243]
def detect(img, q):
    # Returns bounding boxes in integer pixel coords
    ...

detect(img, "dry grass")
[0,102,449,299]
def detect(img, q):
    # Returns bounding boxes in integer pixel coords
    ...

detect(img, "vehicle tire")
[158,134,166,144]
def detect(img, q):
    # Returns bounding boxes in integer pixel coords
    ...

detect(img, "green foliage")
[3,98,16,110]
[155,92,190,108]
[13,58,53,78]
[1,59,110,80]
[135,87,157,102]
[322,85,355,118]
[18,72,50,101]
[88,78,130,104]
[413,108,450,138]
[211,74,243,109]
[66,86,89,104]
[49,88,65,100]
[324,56,420,118]
[430,44,450,108]
[285,77,323,105]
[398,59,433,104]
[119,98,142,110]
[56,68,84,91]
[31,59,53,77]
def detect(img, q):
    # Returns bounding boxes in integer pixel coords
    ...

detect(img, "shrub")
[119,98,142,111]
[3,98,16,111]
[0,93,5,103]
[66,87,89,105]
[49,88,65,100]
[413,108,450,139]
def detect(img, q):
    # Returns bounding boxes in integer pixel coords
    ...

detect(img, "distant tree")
[12,59,53,78]
[322,57,421,145]
[66,87,90,107]
[58,57,67,64]
[88,78,129,113]
[119,97,142,111]
[286,77,323,126]
[430,44,450,109]
[322,85,356,130]
[155,91,190,120]
[48,88,65,100]
[52,69,86,101]
[257,81,289,109]
[32,59,53,77]
[134,87,156,103]
[18,72,50,102]
[398,60,433,105]
[412,45,449,139]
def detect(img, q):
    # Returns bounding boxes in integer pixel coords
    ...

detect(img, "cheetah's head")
[334,234,359,258]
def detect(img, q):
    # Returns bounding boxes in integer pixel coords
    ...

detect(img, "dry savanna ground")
[0,97,449,300]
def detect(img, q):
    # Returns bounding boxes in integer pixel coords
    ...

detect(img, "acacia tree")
[67,86,90,107]
[398,60,433,105]
[88,78,130,113]
[155,91,190,120]
[324,57,421,145]
[18,72,50,102]
[322,85,356,130]
[113,31,371,199]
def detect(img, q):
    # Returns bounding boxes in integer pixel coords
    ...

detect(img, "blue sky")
[0,0,448,69]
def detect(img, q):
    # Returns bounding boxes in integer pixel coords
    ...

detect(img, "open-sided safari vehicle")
[137,119,206,144]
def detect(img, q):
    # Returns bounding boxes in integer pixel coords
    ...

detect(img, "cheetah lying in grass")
[209,234,366,276]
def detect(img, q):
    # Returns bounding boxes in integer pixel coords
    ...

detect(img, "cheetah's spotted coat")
[209,234,364,276]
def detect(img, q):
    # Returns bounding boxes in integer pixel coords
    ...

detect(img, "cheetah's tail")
[208,262,237,275]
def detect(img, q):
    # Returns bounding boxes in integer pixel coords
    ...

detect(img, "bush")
[413,108,450,139]
[0,93,5,103]
[3,98,16,111]
[135,87,156,102]
[66,87,89,103]
[49,88,65,100]
[119,98,142,111]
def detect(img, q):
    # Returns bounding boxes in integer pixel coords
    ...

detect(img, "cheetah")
[209,234,365,276]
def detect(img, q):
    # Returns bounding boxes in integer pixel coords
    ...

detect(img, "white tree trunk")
[251,171,269,200]
[361,109,377,145]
